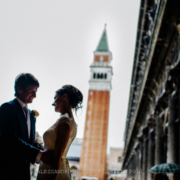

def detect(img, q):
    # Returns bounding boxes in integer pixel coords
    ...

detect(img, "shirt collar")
[16,98,27,108]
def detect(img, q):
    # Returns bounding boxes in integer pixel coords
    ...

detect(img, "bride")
[37,85,83,180]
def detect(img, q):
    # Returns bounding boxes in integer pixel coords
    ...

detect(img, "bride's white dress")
[37,114,77,180]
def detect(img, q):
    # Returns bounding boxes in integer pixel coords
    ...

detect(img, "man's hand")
[41,150,54,165]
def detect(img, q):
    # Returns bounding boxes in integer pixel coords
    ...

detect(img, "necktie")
[23,106,28,120]
[23,106,30,139]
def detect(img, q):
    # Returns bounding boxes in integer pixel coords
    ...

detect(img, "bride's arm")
[52,122,71,180]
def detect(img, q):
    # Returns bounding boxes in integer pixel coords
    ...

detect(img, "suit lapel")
[10,99,29,141]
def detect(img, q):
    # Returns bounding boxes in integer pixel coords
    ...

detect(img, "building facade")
[108,148,126,180]
[108,148,123,172]
[68,138,83,180]
[122,0,180,180]
[79,26,113,180]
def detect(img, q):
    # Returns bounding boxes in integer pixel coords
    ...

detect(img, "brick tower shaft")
[79,25,113,180]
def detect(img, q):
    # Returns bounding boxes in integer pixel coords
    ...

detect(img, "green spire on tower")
[96,24,109,52]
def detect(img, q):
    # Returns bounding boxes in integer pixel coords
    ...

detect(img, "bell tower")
[79,25,113,180]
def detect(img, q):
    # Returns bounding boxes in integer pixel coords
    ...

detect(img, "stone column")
[132,154,136,179]
[165,67,179,163]
[162,124,168,163]
[167,92,179,163]
[177,90,180,164]
[155,111,163,165]
[147,117,155,180]
[142,126,148,180]
[137,134,143,180]
[134,145,139,180]
[127,156,134,180]
[127,163,131,180]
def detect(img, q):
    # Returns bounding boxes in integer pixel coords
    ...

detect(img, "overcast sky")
[0,0,140,151]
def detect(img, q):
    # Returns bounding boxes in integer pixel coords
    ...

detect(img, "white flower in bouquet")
[34,131,44,150]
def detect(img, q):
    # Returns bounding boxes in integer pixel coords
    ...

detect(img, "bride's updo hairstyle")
[56,85,83,112]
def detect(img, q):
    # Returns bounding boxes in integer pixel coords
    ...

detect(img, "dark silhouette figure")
[173,172,180,180]
[153,174,169,180]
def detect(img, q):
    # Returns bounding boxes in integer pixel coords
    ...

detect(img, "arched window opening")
[100,73,103,79]
[97,73,100,79]
[71,166,78,170]
[104,73,107,79]
[71,166,78,180]
[93,73,96,79]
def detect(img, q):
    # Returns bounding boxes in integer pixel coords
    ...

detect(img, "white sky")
[0,0,140,152]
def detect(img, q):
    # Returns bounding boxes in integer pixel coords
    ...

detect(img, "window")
[104,73,107,79]
[94,73,108,79]
[97,73,100,79]
[95,73,107,79]
[118,156,122,162]
[100,73,103,79]
[86,130,89,135]
[93,73,96,79]
[88,110,91,115]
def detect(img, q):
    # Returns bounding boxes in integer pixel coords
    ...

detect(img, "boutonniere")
[32,110,39,117]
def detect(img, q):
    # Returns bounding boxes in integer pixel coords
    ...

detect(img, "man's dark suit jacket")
[0,99,40,180]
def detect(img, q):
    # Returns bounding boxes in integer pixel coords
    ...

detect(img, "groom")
[0,73,53,180]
